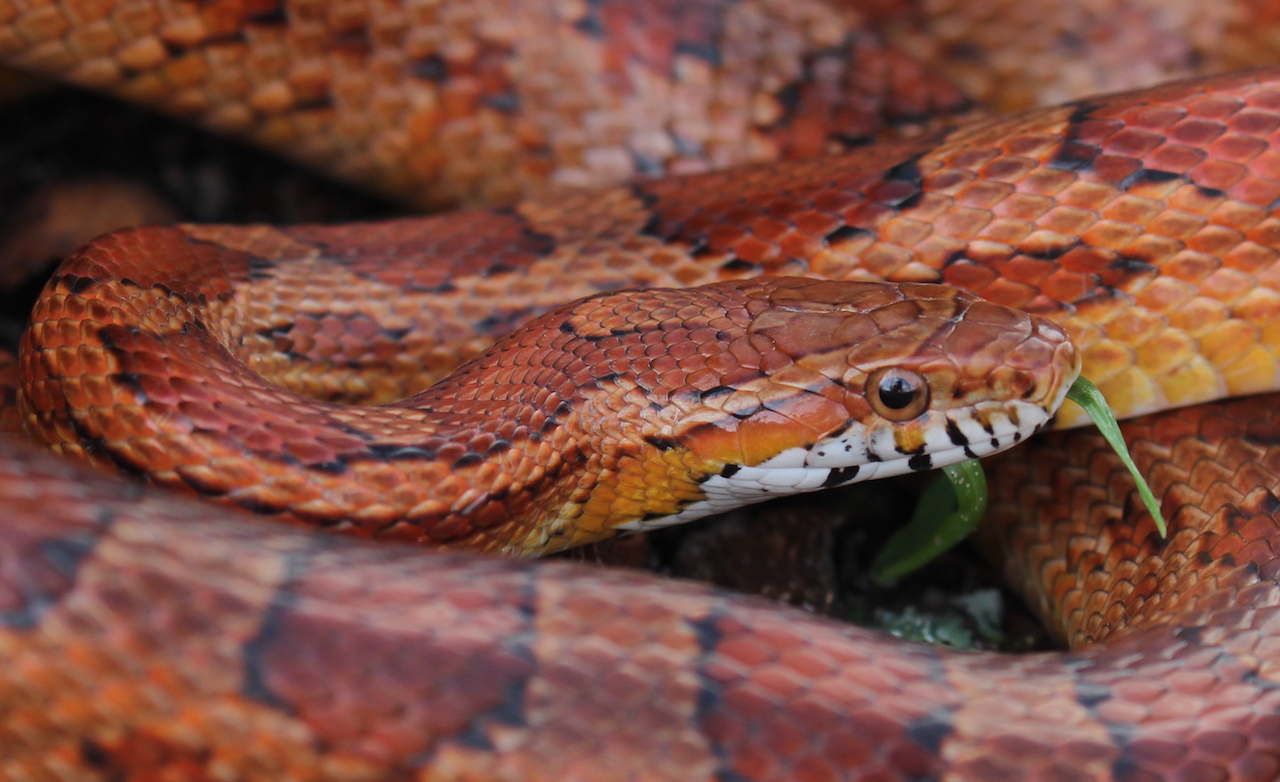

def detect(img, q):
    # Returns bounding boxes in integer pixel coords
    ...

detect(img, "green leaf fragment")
[870,375,1167,585]
[1065,376,1166,535]
[872,459,987,585]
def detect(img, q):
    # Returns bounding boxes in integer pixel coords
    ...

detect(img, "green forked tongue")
[872,376,1166,585]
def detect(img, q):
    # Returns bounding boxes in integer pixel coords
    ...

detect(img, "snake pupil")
[880,375,917,409]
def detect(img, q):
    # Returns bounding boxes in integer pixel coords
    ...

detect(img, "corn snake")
[3,1,1280,779]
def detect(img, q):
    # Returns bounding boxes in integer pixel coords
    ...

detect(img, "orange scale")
[634,369,661,390]
[1185,93,1246,121]
[765,196,817,221]
[1038,205,1099,236]
[791,210,842,238]
[177,400,230,432]
[1163,187,1225,219]
[1019,228,1079,258]
[1226,107,1280,136]
[1005,132,1067,159]
[866,179,919,208]
[731,235,780,264]
[1167,117,1230,148]
[1135,276,1198,315]
[1208,133,1268,165]
[1034,270,1096,307]
[811,189,864,215]
[84,297,118,324]
[931,207,993,241]
[696,349,737,378]
[902,234,959,269]
[866,223,924,258]
[675,369,711,396]
[1233,288,1280,326]
[678,327,715,349]
[1054,179,1118,213]
[1078,219,1142,250]
[227,421,286,452]
[779,232,822,259]
[970,217,1031,249]
[83,375,137,410]
[955,179,1015,210]
[1075,117,1127,146]
[1102,308,1170,347]
[941,257,1001,290]
[1232,536,1280,569]
[285,439,341,466]
[1147,146,1211,177]
[1124,233,1189,266]
[946,145,1001,171]
[975,277,1038,310]
[68,342,117,378]
[650,346,683,366]
[746,340,791,374]
[55,318,90,347]
[1144,209,1208,242]
[706,313,740,333]
[670,358,701,383]
[1199,266,1258,302]
[1228,176,1280,209]
[843,200,901,230]
[923,167,974,195]
[723,338,761,372]
[1104,127,1167,158]
[674,304,711,323]
[634,329,666,348]
[979,155,1037,184]
[907,194,958,225]
[1191,158,1248,191]
[1003,255,1057,285]
[750,217,794,243]
[705,222,749,250]
[137,372,188,406]
[79,400,141,442]
[1186,225,1246,256]
[597,313,631,334]
[1246,217,1280,259]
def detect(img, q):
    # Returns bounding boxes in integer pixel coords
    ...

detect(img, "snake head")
[587,277,1081,536]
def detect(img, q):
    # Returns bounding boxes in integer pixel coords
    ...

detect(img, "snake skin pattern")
[859,0,1280,112]
[21,250,1078,551]
[3,397,1280,780]
[0,0,968,207]
[4,2,1280,779]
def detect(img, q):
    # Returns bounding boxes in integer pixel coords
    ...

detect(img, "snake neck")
[22,253,1077,556]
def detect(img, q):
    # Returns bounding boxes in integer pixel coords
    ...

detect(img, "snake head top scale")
[21,260,1078,557]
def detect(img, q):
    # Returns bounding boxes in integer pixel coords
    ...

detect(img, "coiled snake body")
[4,3,1280,780]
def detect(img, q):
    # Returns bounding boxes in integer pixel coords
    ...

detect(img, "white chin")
[613,399,1053,533]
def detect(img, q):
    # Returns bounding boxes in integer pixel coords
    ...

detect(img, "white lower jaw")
[614,399,1053,533]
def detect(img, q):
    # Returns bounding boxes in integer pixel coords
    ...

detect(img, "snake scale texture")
[4,1,1280,780]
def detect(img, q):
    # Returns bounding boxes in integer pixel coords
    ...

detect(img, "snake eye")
[866,367,929,421]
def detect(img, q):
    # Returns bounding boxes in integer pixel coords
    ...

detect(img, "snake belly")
[3,19,1280,782]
